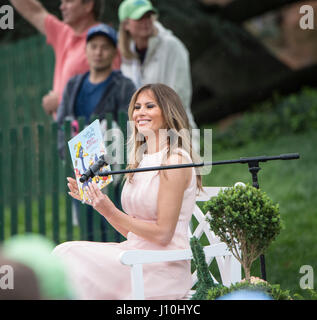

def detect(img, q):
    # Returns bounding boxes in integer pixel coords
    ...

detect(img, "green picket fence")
[0,34,55,211]
[0,35,54,130]
[0,112,129,245]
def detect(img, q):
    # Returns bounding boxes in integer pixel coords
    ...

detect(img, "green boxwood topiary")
[204,183,282,280]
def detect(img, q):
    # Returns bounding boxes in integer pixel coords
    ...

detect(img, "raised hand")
[67,177,82,202]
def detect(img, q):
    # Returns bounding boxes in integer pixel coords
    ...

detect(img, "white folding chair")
[119,183,244,300]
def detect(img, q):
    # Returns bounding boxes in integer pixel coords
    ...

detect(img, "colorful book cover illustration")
[68,119,113,202]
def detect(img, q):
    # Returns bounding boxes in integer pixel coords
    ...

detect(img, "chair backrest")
[189,183,244,287]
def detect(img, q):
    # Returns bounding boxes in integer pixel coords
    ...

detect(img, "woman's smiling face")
[132,89,165,137]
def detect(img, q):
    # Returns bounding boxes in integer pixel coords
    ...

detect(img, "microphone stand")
[83,153,300,281]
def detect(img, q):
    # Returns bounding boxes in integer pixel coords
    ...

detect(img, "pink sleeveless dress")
[52,148,197,299]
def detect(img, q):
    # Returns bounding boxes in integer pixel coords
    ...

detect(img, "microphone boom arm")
[93,153,300,177]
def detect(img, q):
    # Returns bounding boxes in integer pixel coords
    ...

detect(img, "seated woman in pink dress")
[53,83,202,300]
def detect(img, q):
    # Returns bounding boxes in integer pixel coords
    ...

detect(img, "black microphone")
[79,154,110,183]
[280,153,300,160]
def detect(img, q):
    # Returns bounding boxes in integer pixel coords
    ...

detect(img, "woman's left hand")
[86,182,114,218]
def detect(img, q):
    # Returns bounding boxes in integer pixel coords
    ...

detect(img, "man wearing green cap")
[118,0,198,137]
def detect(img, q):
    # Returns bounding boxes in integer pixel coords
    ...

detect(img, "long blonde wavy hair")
[125,83,202,190]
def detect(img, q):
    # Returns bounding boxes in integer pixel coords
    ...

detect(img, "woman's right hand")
[67,177,82,201]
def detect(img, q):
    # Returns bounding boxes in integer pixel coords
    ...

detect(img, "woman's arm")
[86,153,192,246]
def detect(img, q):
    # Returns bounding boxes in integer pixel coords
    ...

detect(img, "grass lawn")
[202,128,317,297]
[2,195,121,245]
[2,196,80,243]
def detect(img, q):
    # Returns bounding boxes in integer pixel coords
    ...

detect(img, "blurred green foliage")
[212,87,317,152]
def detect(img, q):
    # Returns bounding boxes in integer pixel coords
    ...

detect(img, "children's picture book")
[68,119,113,202]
